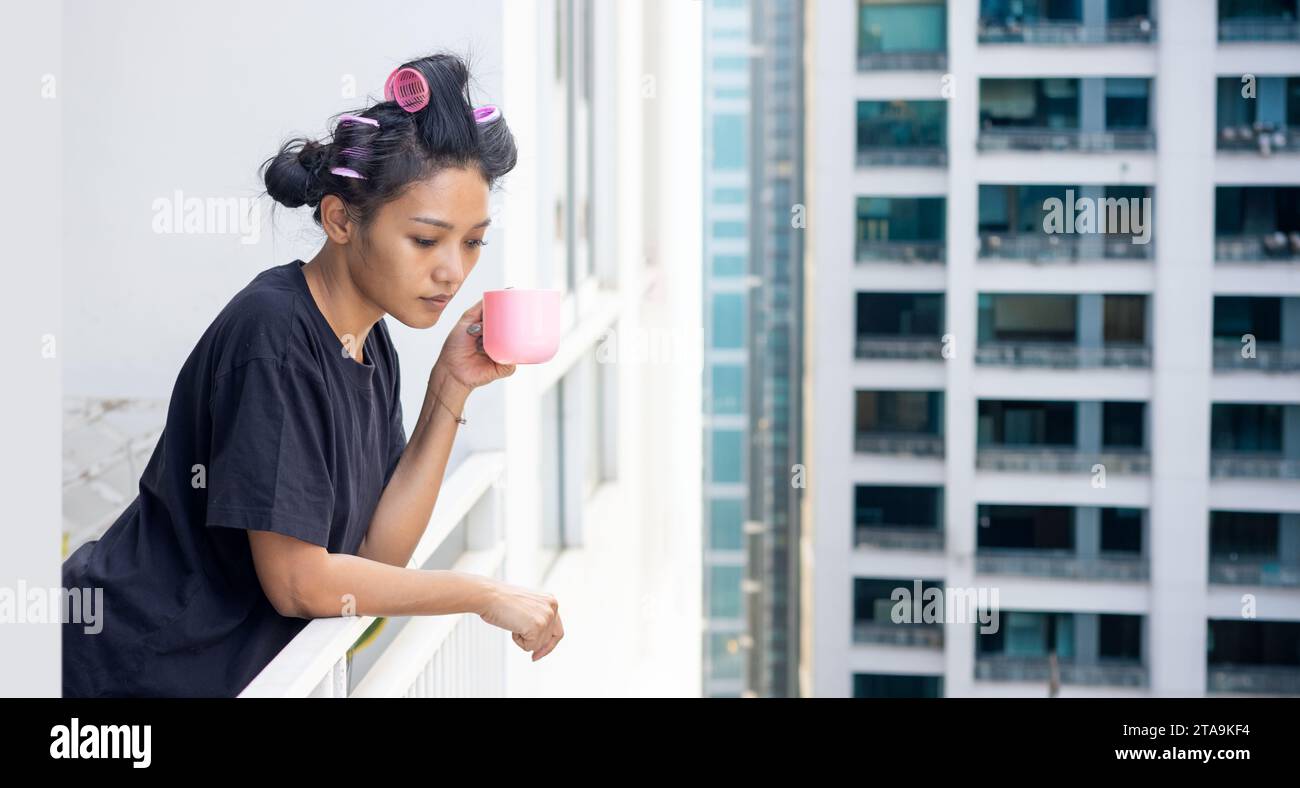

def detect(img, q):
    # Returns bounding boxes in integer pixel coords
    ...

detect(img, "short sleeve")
[204,358,336,547]
[383,350,407,488]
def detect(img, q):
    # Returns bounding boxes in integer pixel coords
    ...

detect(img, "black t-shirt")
[62,259,407,697]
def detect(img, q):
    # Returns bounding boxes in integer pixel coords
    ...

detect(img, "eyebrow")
[408,216,492,230]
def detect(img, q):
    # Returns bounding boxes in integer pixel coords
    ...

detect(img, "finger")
[534,610,564,661]
[467,321,482,336]
[462,299,484,323]
[532,608,563,661]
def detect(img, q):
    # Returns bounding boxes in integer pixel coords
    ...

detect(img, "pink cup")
[481,288,562,364]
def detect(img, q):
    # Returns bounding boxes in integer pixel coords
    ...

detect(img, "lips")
[420,295,451,307]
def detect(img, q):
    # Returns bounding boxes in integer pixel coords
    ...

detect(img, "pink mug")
[481,288,562,364]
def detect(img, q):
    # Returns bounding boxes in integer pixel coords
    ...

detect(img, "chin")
[390,309,439,330]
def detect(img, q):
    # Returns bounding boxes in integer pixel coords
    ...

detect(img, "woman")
[62,52,563,697]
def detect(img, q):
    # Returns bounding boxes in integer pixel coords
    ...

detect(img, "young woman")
[62,52,563,697]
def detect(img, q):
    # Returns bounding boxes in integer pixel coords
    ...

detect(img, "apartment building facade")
[804,0,1300,697]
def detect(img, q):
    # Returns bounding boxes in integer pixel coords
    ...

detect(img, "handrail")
[238,451,507,698]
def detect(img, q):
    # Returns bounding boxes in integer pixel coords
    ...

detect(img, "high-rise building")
[803,0,1300,697]
[703,0,807,698]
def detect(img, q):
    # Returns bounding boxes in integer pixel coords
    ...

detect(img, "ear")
[319,194,356,244]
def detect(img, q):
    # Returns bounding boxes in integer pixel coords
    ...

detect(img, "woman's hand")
[433,298,516,392]
[478,580,565,662]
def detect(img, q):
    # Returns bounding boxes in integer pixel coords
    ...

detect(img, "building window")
[708,565,744,617]
[712,292,745,349]
[711,429,744,483]
[710,499,745,550]
[712,114,746,169]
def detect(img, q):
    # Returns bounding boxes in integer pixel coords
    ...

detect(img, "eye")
[467,239,488,249]
[413,237,438,248]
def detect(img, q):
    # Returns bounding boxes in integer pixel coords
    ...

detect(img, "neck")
[301,244,384,362]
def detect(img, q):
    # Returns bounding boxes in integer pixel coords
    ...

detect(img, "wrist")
[469,575,499,617]
[430,364,473,408]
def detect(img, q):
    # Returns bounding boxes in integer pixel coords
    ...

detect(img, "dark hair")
[260,51,517,227]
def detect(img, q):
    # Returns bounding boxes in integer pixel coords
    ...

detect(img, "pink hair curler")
[384,66,430,113]
[330,167,366,180]
[473,104,501,124]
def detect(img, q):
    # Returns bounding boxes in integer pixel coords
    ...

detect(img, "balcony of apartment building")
[1215,186,1300,262]
[853,672,944,697]
[853,578,945,647]
[855,197,946,264]
[1213,296,1300,372]
[1209,510,1300,588]
[976,504,1148,580]
[1218,0,1300,42]
[976,399,1150,474]
[855,292,945,361]
[854,390,945,457]
[1211,402,1300,479]
[1207,619,1300,694]
[978,78,1155,153]
[1216,76,1300,155]
[856,100,947,167]
[978,184,1155,262]
[856,0,947,71]
[976,293,1151,368]
[855,484,945,551]
[975,611,1148,687]
[978,0,1156,44]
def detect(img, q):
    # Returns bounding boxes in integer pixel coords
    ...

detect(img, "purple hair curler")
[474,104,501,124]
[384,66,430,113]
[330,167,366,180]
[337,113,380,128]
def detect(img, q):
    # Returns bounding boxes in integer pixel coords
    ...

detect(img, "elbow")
[275,556,330,620]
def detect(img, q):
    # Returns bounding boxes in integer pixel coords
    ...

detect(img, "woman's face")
[349,166,491,330]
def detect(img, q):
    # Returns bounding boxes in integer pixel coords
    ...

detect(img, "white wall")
[62,0,508,462]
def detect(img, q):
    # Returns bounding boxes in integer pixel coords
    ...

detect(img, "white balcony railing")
[978,127,1155,153]
[1210,452,1300,480]
[976,655,1149,687]
[980,232,1154,262]
[975,342,1151,368]
[977,447,1150,475]
[854,525,944,551]
[976,549,1149,581]
[1212,340,1300,371]
[979,18,1156,44]
[855,335,945,361]
[1215,232,1300,262]
[239,452,508,698]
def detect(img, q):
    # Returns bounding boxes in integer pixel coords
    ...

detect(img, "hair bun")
[262,139,325,208]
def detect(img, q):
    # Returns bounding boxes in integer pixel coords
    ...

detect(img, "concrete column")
[1149,0,1215,696]
[1080,77,1107,133]
[1285,405,1300,461]
[1075,613,1099,665]
[1076,506,1101,558]
[1082,0,1107,30]
[1077,401,1102,452]
[1078,293,1104,348]
[1280,514,1300,569]
[1282,297,1300,348]
[943,0,980,697]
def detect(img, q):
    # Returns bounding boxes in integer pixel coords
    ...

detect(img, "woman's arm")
[356,363,469,566]
[249,530,563,660]
[358,297,513,567]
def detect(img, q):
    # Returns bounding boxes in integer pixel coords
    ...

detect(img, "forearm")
[359,365,472,566]
[296,549,496,619]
